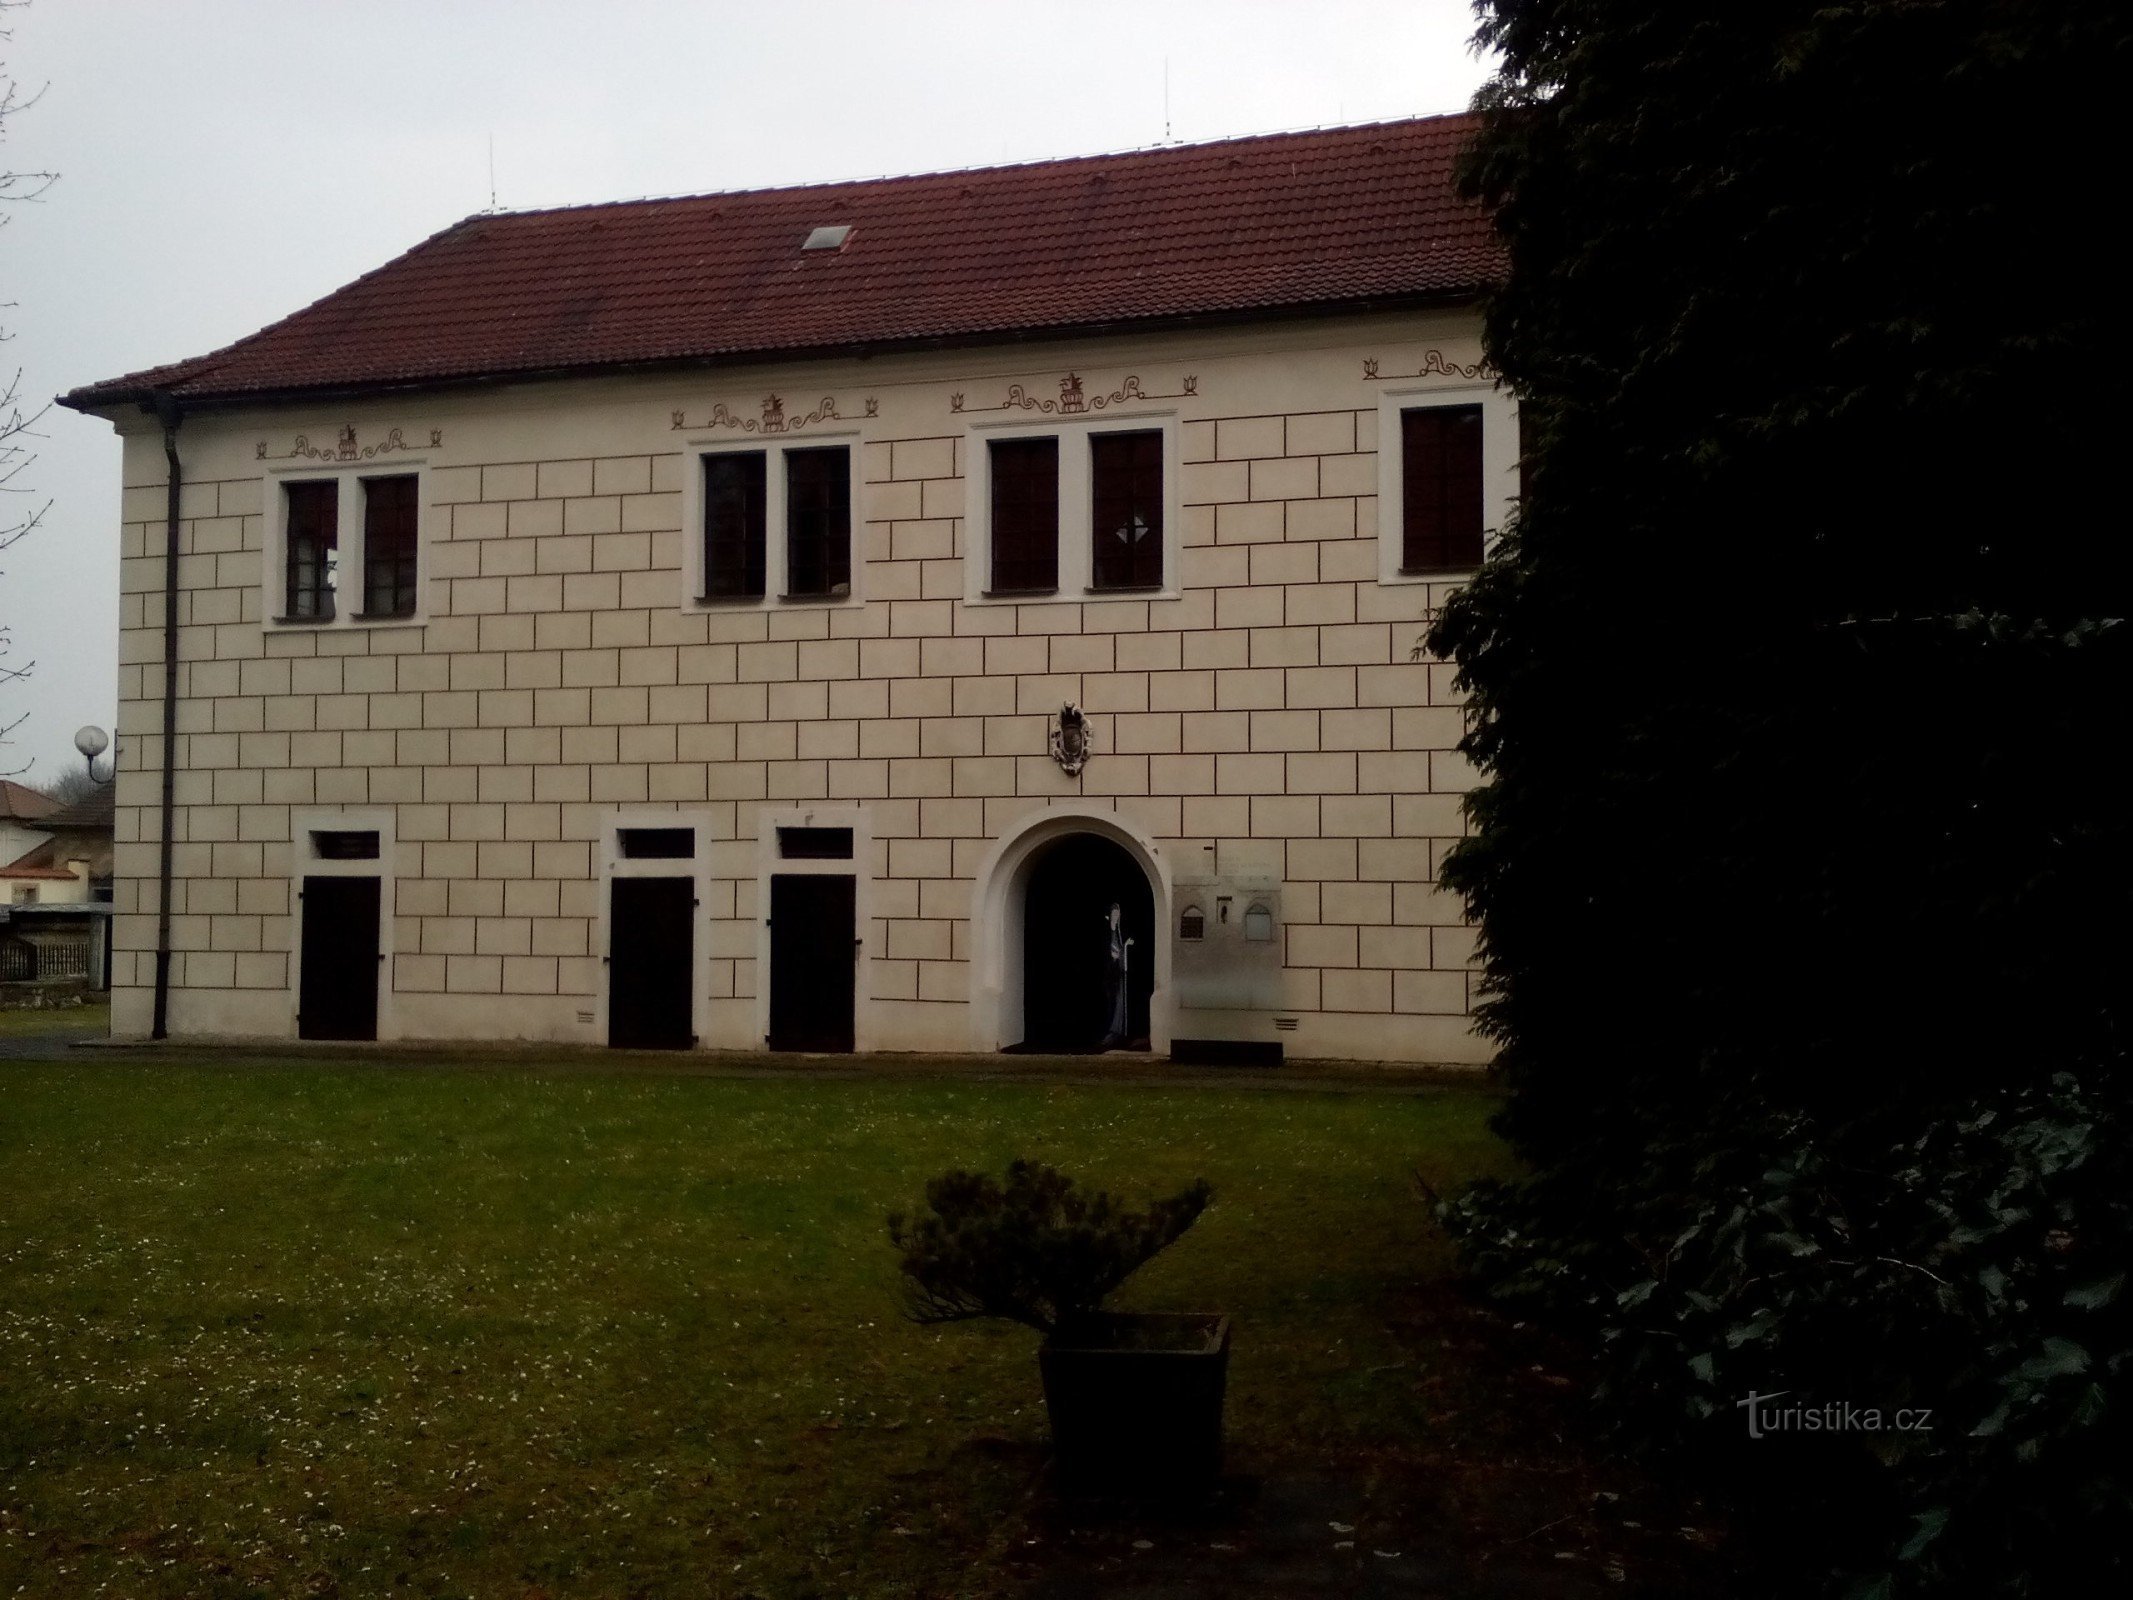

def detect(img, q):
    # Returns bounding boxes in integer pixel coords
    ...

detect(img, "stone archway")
[968,808,1173,1054]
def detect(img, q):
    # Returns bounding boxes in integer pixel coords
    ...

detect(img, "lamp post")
[74,724,113,787]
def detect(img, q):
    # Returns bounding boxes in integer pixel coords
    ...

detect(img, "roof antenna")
[1163,58,1172,143]
[487,134,498,213]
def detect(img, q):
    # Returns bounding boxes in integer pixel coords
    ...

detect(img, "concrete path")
[70,1034,1496,1095]
[0,1013,110,1061]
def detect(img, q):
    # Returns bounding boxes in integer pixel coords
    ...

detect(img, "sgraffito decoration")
[670,393,875,433]
[256,425,442,462]
[1362,351,1495,382]
[951,372,1198,415]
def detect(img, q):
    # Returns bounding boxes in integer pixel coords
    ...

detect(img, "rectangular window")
[283,479,339,619]
[1400,405,1485,571]
[360,474,419,618]
[784,447,851,598]
[988,436,1059,594]
[618,827,695,860]
[702,452,768,599]
[1089,429,1165,591]
[310,830,381,861]
[777,825,854,860]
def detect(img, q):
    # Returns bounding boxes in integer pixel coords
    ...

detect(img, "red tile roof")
[0,780,61,823]
[62,115,1494,412]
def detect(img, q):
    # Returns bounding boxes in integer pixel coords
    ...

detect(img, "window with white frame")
[684,437,860,606]
[1375,385,1520,585]
[966,416,1180,602]
[268,468,427,627]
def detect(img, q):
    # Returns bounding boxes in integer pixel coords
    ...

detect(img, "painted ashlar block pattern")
[108,388,1482,1057]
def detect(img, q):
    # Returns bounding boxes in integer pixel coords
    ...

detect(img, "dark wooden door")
[609,877,695,1049]
[1022,835,1154,1052]
[769,874,855,1052]
[299,875,381,1041]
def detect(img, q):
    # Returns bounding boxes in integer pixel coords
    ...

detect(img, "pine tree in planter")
[888,1161,1225,1495]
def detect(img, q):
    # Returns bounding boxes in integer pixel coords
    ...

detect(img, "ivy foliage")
[888,1161,1212,1335]
[1429,3,2132,1592]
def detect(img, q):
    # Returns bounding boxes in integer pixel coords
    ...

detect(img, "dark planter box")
[1039,1311,1230,1496]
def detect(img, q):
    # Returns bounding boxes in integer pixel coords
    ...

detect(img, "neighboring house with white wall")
[3,787,115,904]
[60,114,1511,1064]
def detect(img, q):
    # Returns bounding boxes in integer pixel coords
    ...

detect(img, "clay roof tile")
[62,115,1494,411]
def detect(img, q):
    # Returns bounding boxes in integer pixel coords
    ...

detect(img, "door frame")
[597,810,715,1050]
[753,805,872,1051]
[968,806,1175,1054]
[286,805,397,1041]
[297,875,384,1041]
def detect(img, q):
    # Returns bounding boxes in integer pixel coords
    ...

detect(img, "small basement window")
[618,827,695,860]
[311,830,380,861]
[778,826,854,860]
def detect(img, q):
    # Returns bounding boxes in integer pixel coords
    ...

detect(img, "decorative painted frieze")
[256,425,441,462]
[1363,352,1494,382]
[951,372,1198,415]
[669,393,876,433]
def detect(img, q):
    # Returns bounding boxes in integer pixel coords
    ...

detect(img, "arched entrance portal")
[1020,833,1155,1051]
[969,808,1173,1055]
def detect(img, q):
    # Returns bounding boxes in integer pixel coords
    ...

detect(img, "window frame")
[1088,426,1168,593]
[679,432,864,611]
[984,434,1062,597]
[262,461,432,631]
[963,411,1182,606]
[1374,382,1520,586]
[286,804,399,1041]
[752,804,875,1053]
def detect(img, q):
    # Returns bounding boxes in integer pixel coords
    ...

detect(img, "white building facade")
[67,118,1508,1064]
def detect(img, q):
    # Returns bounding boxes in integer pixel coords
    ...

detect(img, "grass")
[0,1060,1545,1598]
[0,1002,109,1039]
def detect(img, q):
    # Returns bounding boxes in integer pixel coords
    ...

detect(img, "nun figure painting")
[1101,902,1133,1049]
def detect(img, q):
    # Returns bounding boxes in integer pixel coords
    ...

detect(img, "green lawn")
[0,1001,109,1039]
[0,1061,1517,1598]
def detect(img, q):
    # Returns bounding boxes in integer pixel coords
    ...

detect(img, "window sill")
[1395,566,1481,579]
[1086,583,1166,596]
[964,585,1181,608]
[688,591,861,611]
[269,612,425,630]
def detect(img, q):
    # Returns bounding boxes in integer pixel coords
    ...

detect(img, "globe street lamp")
[74,724,113,787]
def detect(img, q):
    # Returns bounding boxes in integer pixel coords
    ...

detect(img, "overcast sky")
[1,0,1490,791]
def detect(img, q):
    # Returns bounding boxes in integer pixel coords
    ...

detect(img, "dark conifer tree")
[1431,4,2131,1591]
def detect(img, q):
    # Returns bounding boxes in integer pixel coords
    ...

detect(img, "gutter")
[151,394,181,1040]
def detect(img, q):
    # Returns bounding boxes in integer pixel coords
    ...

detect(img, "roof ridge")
[475,110,1479,222]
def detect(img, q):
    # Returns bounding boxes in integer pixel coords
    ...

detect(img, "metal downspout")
[152,395,182,1039]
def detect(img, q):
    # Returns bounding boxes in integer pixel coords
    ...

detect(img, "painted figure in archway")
[1101,902,1133,1049]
